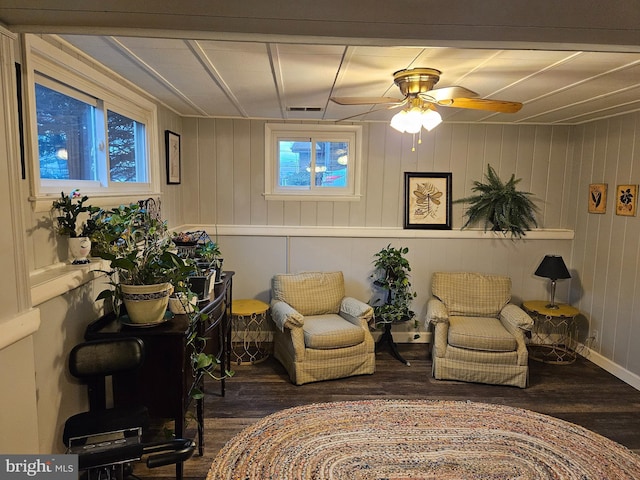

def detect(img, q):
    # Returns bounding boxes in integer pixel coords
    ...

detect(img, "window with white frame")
[25,35,158,204]
[264,124,362,201]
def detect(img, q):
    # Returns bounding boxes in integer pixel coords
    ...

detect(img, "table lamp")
[534,255,571,309]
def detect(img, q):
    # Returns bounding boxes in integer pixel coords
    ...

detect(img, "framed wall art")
[588,183,607,214]
[165,130,181,184]
[616,184,637,216]
[404,172,452,229]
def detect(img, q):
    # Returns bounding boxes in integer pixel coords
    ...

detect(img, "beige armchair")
[426,272,534,388]
[270,271,375,385]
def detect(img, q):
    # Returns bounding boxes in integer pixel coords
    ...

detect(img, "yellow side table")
[522,300,580,364]
[231,299,270,365]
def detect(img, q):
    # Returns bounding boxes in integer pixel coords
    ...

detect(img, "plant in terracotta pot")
[51,190,100,264]
[95,202,192,324]
[454,164,539,239]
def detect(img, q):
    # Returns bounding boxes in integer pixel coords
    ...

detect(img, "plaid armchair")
[270,271,375,385]
[426,272,534,388]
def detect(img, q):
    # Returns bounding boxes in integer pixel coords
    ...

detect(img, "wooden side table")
[522,300,580,364]
[231,299,270,365]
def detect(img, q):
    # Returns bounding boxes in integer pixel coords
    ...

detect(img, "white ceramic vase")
[168,292,197,314]
[121,283,173,324]
[68,237,91,264]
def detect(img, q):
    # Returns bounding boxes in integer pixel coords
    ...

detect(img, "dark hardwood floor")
[137,344,640,479]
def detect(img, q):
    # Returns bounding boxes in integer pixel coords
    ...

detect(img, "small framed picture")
[165,130,181,184]
[404,172,452,229]
[616,184,637,216]
[588,183,607,214]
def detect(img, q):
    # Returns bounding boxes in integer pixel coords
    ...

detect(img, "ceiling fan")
[330,67,523,117]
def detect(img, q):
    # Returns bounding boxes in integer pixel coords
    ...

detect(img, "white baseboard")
[577,344,640,392]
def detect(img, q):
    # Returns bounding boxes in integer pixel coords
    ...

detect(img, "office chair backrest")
[69,337,145,411]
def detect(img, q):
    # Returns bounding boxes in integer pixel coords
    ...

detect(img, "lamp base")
[545,303,560,310]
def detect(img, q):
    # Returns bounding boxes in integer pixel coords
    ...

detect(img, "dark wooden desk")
[85,272,233,464]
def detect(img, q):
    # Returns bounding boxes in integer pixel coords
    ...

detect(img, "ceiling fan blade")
[330,96,403,106]
[437,97,523,113]
[420,86,479,103]
[336,102,405,122]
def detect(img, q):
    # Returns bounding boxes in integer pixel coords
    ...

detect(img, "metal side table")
[522,300,580,364]
[231,299,271,365]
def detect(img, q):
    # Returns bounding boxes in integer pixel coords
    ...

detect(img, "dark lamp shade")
[534,255,571,280]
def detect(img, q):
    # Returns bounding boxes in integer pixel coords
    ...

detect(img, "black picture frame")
[404,172,452,229]
[165,130,181,184]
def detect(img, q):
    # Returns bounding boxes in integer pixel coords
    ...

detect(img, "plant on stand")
[369,244,418,365]
[93,206,232,409]
[51,190,99,264]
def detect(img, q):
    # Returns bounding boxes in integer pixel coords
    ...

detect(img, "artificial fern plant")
[455,164,539,239]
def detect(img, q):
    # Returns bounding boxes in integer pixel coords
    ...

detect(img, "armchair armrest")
[425,298,449,327]
[270,300,304,332]
[500,304,534,331]
[340,297,374,327]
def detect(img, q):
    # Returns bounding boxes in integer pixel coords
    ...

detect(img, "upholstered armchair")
[426,272,534,388]
[270,271,375,385]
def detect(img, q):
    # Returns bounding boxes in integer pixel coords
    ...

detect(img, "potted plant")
[51,190,99,264]
[94,202,191,324]
[370,244,417,327]
[173,232,223,300]
[454,164,539,239]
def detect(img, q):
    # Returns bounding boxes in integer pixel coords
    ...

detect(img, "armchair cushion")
[432,272,511,317]
[272,271,344,316]
[303,315,365,349]
[448,316,517,352]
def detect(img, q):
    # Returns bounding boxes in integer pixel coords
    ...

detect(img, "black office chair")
[64,337,195,480]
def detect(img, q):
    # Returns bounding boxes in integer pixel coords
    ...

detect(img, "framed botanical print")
[165,130,181,184]
[588,183,607,214]
[616,184,637,216]
[404,172,452,229]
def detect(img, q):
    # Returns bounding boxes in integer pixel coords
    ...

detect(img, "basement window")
[24,35,159,207]
[264,124,363,201]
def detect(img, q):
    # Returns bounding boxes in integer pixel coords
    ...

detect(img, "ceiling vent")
[287,106,323,112]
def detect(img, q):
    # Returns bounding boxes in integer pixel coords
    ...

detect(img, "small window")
[25,34,158,205]
[265,124,362,201]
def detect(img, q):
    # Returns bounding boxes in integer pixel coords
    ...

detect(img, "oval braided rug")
[207,399,640,479]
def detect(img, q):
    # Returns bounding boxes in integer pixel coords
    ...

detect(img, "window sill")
[30,193,162,213]
[30,259,110,306]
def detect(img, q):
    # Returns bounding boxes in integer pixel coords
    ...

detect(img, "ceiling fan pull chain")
[412,133,416,152]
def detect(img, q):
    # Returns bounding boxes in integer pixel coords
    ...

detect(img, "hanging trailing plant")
[454,164,539,239]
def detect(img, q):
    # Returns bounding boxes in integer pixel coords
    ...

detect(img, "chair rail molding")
[176,224,574,240]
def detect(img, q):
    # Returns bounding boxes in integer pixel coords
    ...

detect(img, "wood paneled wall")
[178,117,578,343]
[569,113,640,377]
[182,118,574,230]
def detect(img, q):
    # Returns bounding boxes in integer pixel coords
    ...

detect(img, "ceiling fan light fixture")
[390,110,408,133]
[390,104,442,134]
[422,109,442,131]
[404,107,423,134]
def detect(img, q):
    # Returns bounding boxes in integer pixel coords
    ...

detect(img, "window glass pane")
[35,83,97,180]
[315,141,348,187]
[278,140,311,187]
[108,110,147,182]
